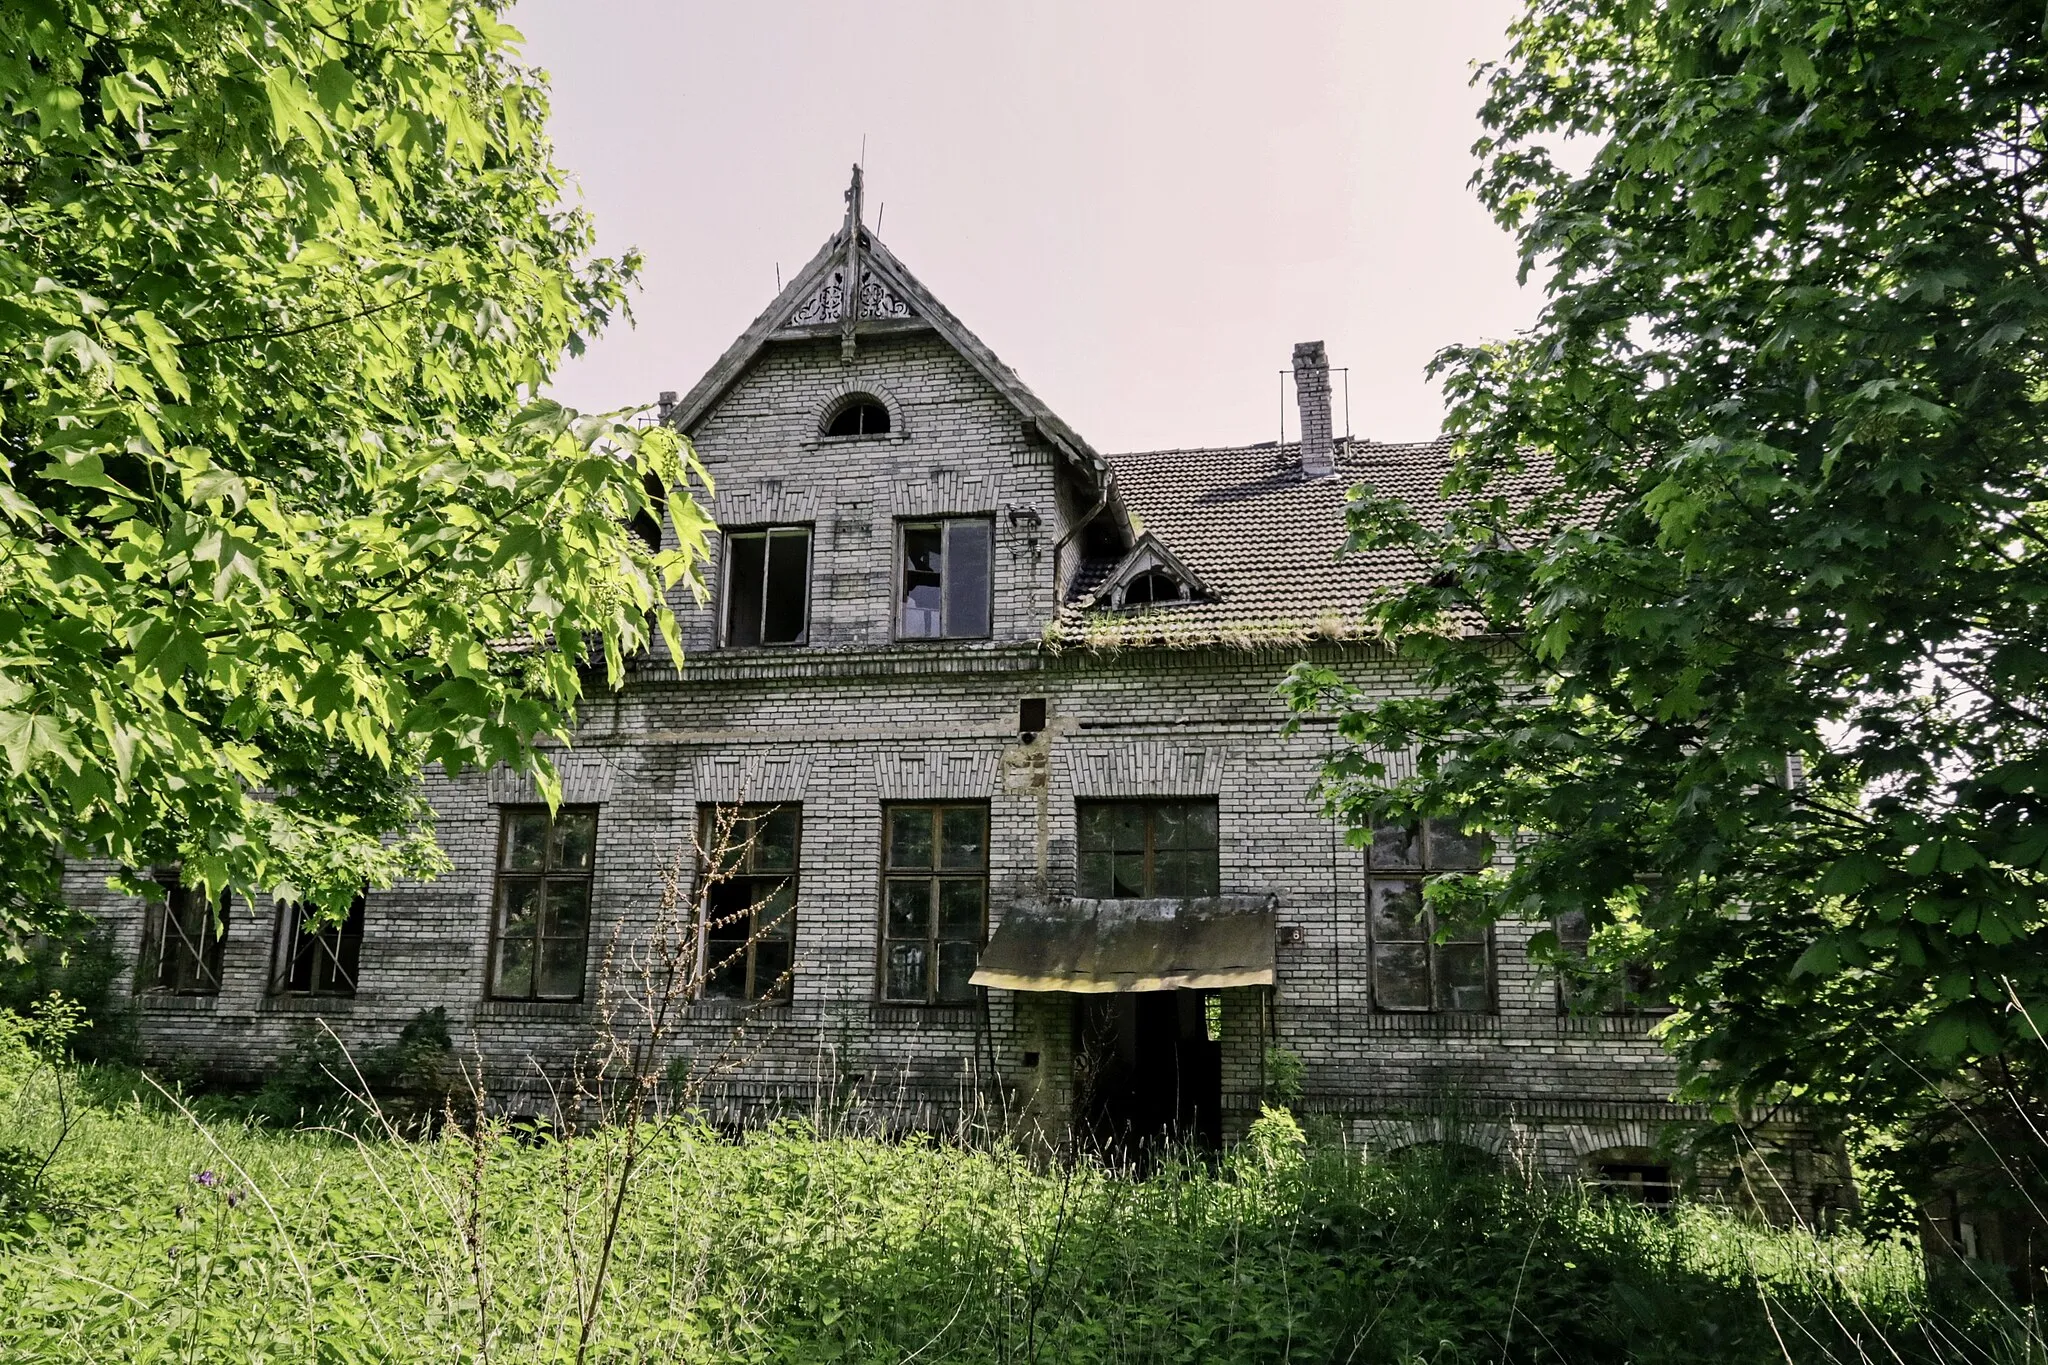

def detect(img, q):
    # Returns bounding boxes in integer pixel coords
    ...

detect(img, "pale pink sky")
[511,0,1536,453]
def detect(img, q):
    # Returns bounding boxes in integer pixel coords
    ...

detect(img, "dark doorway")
[1074,991,1222,1157]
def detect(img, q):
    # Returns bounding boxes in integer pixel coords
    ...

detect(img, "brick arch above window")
[812,385,904,441]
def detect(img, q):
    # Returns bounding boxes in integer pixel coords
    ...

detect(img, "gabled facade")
[60,180,1845,1210]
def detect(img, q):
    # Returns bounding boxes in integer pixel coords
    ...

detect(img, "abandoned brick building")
[64,176,1837,1205]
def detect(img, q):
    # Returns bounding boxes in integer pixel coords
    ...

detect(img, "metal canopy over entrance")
[969,895,1278,994]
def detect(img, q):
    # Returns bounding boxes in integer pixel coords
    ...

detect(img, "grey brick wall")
[58,321,1839,1209]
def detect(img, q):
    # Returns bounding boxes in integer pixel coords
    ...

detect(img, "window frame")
[878,802,990,1006]
[488,805,599,1003]
[719,523,814,649]
[1551,909,1672,1016]
[1366,818,1496,1014]
[821,394,892,438]
[1074,799,1222,899]
[137,875,229,996]
[894,516,995,641]
[696,803,800,1005]
[271,895,365,997]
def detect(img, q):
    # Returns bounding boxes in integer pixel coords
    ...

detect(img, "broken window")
[723,526,811,647]
[491,806,597,1001]
[138,875,227,995]
[1553,910,1671,1014]
[273,895,365,996]
[898,519,993,639]
[1588,1149,1676,1207]
[824,395,891,436]
[698,804,799,1003]
[1367,818,1494,1012]
[1076,800,1220,897]
[882,804,987,1004]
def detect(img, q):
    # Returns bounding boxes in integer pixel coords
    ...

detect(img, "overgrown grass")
[0,1029,2028,1363]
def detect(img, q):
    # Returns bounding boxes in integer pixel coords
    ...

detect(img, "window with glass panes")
[1367,819,1494,1012]
[138,876,227,995]
[882,804,987,1004]
[490,807,597,1001]
[1075,801,1219,898]
[1552,910,1670,1015]
[698,805,798,1003]
[273,896,364,996]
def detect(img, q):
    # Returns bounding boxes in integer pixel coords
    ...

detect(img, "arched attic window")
[823,394,891,437]
[1119,568,1187,608]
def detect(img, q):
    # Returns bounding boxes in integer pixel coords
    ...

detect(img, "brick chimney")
[656,390,678,424]
[1292,341,1334,479]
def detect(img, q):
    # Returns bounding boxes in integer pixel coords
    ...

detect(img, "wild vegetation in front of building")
[1,1005,2023,1365]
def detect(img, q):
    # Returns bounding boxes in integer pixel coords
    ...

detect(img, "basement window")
[273,895,365,996]
[824,395,891,437]
[1367,818,1494,1013]
[723,526,811,647]
[898,519,993,639]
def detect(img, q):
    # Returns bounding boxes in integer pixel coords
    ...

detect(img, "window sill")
[686,998,793,1020]
[259,994,357,1014]
[870,1004,981,1027]
[476,998,586,1022]
[135,992,220,1014]
[1362,1011,1499,1033]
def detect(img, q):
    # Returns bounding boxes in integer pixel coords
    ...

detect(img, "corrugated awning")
[970,895,1278,993]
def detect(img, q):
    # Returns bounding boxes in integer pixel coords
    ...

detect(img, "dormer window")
[1119,569,1186,607]
[823,395,891,437]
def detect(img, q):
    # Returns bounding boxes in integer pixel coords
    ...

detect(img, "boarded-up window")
[898,519,992,639]
[882,804,988,1004]
[1368,818,1493,1012]
[1076,801,1220,898]
[699,805,798,1003]
[273,896,365,996]
[491,807,597,1001]
[723,526,811,647]
[138,876,227,995]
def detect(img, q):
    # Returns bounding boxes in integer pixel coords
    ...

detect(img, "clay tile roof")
[1051,437,1508,650]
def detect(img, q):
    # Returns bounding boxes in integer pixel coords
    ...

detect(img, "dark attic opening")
[824,394,891,437]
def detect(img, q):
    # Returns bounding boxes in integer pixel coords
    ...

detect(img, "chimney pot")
[656,390,678,423]
[1292,341,1335,478]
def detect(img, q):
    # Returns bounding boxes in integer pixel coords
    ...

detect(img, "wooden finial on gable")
[841,163,863,360]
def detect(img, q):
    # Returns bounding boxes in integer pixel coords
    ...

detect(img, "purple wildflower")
[194,1170,218,1188]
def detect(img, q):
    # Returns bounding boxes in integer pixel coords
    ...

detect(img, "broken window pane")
[897,520,992,639]
[724,527,810,647]
[1369,879,1428,940]
[1436,942,1490,1011]
[882,804,987,1003]
[899,524,944,637]
[825,396,890,436]
[491,806,598,1001]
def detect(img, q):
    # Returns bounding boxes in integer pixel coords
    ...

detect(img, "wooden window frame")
[879,802,989,1005]
[271,896,365,997]
[894,517,995,641]
[489,805,599,1002]
[720,524,813,648]
[697,804,799,1005]
[1074,799,1221,898]
[1366,818,1495,1014]
[137,875,228,996]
